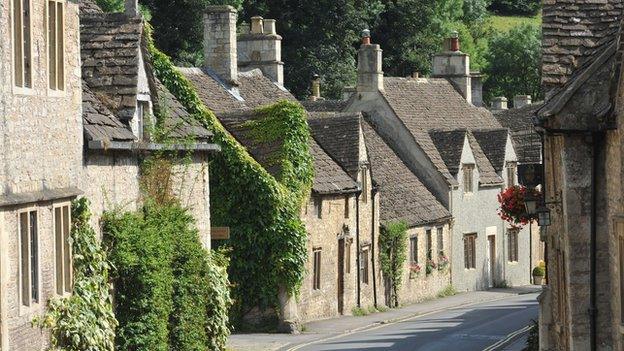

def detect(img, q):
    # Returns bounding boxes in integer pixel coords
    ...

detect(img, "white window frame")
[53,202,72,296]
[11,0,34,94]
[17,207,40,313]
[462,164,475,194]
[506,162,517,188]
[47,0,66,95]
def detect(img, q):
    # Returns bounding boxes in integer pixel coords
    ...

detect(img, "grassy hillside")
[490,14,541,31]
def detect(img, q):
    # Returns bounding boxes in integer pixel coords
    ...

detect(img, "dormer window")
[506,162,517,187]
[462,164,475,194]
[136,100,151,141]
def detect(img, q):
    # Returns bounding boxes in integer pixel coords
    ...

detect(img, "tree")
[489,0,541,16]
[379,221,408,308]
[483,24,542,106]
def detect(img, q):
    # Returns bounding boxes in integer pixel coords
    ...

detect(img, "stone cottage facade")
[536,0,624,349]
[345,32,533,292]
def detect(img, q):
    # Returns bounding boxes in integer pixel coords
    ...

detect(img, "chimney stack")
[470,72,484,107]
[125,0,139,17]
[432,31,472,103]
[238,16,284,86]
[491,97,508,111]
[357,29,384,93]
[203,6,238,85]
[513,95,532,109]
[310,74,321,101]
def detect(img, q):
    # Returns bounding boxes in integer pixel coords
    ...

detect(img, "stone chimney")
[432,31,472,103]
[310,74,321,101]
[125,0,139,16]
[343,86,356,101]
[491,97,508,111]
[357,29,384,93]
[238,16,284,86]
[470,72,483,107]
[513,95,532,109]
[203,6,238,85]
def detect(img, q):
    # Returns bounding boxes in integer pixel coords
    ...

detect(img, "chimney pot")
[310,74,321,101]
[450,31,460,52]
[251,16,264,34]
[412,72,420,79]
[125,0,139,16]
[491,96,508,110]
[263,19,276,35]
[362,29,371,45]
[513,95,532,109]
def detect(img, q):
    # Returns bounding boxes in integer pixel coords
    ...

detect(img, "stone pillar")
[203,6,238,85]
[357,29,384,93]
[514,95,532,109]
[125,0,138,17]
[238,16,284,86]
[491,96,508,111]
[432,31,472,103]
[278,285,300,334]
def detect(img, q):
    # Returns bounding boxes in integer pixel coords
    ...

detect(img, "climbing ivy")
[145,23,313,325]
[379,221,409,308]
[33,198,118,351]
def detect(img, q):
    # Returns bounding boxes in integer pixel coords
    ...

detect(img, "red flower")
[497,186,541,229]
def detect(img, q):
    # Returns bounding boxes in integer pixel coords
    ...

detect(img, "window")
[19,210,38,306]
[464,233,477,269]
[506,162,517,187]
[13,0,32,88]
[55,205,72,295]
[48,0,65,91]
[409,236,418,264]
[312,248,321,290]
[508,229,519,262]
[426,229,433,260]
[437,227,444,254]
[136,100,152,140]
[462,164,475,193]
[314,197,323,219]
[344,196,350,219]
[345,241,351,274]
[360,248,369,284]
[361,167,368,203]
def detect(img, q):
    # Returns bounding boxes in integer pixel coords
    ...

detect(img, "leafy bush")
[526,319,539,350]
[33,198,118,351]
[437,285,457,298]
[489,0,541,16]
[379,221,408,308]
[532,266,545,277]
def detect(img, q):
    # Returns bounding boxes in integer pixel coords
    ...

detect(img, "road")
[292,293,538,351]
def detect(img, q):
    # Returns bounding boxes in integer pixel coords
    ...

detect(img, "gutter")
[88,140,222,153]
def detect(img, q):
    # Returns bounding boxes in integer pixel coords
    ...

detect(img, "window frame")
[312,248,322,290]
[426,229,433,260]
[360,166,368,204]
[360,247,370,284]
[507,228,519,263]
[436,227,444,255]
[17,207,40,311]
[409,236,418,264]
[506,162,517,188]
[314,197,323,219]
[464,233,477,270]
[344,195,350,219]
[462,164,475,194]
[47,0,66,94]
[53,202,72,296]
[11,0,34,93]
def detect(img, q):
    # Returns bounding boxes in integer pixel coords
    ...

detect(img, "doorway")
[487,235,496,287]
[337,238,345,315]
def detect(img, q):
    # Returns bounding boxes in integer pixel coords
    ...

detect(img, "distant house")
[345,32,534,291]
[79,0,219,248]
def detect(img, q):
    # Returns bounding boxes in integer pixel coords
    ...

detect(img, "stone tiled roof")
[542,0,623,92]
[429,129,467,175]
[80,11,144,120]
[155,81,213,141]
[308,112,362,179]
[466,133,503,185]
[218,109,357,194]
[494,104,543,164]
[179,68,295,114]
[301,100,349,112]
[362,120,451,227]
[80,0,103,15]
[471,129,510,172]
[380,77,503,185]
[83,84,136,143]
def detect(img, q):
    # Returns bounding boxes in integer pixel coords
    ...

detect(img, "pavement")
[227,285,542,351]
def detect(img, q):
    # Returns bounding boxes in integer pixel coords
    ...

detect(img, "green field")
[490,14,541,32]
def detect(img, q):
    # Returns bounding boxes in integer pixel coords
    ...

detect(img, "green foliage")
[95,0,123,12]
[489,0,541,16]
[526,319,539,351]
[33,198,117,351]
[379,221,408,308]
[532,266,545,277]
[483,24,542,105]
[437,285,457,298]
[351,307,370,317]
[490,14,541,32]
[146,25,313,326]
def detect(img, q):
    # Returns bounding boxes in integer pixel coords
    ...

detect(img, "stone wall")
[0,1,83,349]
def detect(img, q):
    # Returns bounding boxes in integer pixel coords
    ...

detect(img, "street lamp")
[524,189,538,216]
[537,205,551,227]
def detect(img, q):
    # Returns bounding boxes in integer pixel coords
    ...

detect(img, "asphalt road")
[294,293,538,351]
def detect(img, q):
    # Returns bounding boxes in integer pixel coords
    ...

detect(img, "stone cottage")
[0,0,84,349]
[535,0,624,349]
[79,0,219,248]
[178,6,381,323]
[344,32,533,291]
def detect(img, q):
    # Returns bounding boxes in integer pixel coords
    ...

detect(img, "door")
[487,235,496,287]
[337,238,345,315]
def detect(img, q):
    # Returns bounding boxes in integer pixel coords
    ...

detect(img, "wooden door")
[338,238,345,315]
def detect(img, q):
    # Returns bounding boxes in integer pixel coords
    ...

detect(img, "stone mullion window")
[360,247,369,284]
[506,162,517,188]
[409,236,418,264]
[436,227,444,255]
[464,233,476,269]
[508,229,519,262]
[312,248,321,290]
[462,164,475,194]
[19,209,39,307]
[426,229,432,260]
[48,0,65,91]
[54,204,72,295]
[13,0,33,89]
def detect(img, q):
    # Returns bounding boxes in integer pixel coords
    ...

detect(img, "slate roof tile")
[301,100,349,112]
[466,132,503,185]
[429,129,467,175]
[308,112,362,178]
[494,104,543,164]
[82,83,136,143]
[471,129,510,172]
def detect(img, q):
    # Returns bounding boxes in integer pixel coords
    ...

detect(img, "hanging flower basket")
[425,259,437,275]
[437,252,450,272]
[497,185,541,228]
[409,264,422,279]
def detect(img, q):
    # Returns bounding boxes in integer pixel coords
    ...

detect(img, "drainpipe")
[371,187,379,308]
[356,192,361,308]
[590,132,601,351]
